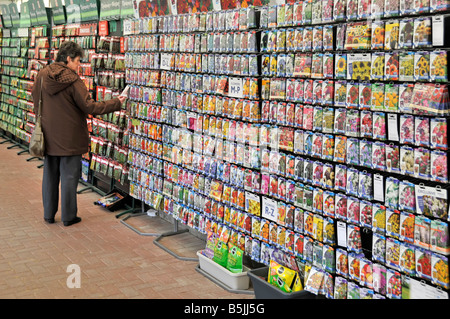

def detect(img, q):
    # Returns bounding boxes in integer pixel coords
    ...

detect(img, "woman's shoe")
[44,218,55,224]
[63,217,82,226]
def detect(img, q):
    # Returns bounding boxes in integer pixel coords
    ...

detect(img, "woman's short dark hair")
[56,41,84,64]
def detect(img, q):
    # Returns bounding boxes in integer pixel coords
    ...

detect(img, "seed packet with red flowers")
[385,51,399,80]
[431,150,447,182]
[359,82,372,110]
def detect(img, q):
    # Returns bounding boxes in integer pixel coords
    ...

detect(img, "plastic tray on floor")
[247,267,316,299]
[196,250,253,294]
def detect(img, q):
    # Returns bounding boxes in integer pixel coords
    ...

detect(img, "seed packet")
[360,111,373,138]
[399,211,415,244]
[398,180,415,212]
[415,116,430,147]
[399,51,415,81]
[398,83,414,114]
[277,29,287,52]
[322,81,335,107]
[336,248,349,278]
[414,147,431,179]
[385,51,399,81]
[384,0,399,16]
[302,0,313,24]
[384,20,399,50]
[431,253,449,289]
[335,54,347,80]
[347,196,360,225]
[359,139,373,167]
[322,135,335,161]
[385,177,399,210]
[371,52,385,80]
[346,110,360,137]
[386,143,400,173]
[346,167,360,197]
[430,50,448,82]
[346,83,360,109]
[345,22,371,50]
[372,233,386,265]
[336,23,347,50]
[385,83,399,112]
[413,17,432,48]
[334,82,346,109]
[430,219,450,255]
[347,53,371,80]
[303,27,313,51]
[322,107,335,133]
[335,193,348,221]
[372,203,386,234]
[430,117,448,150]
[313,187,324,214]
[414,214,431,250]
[371,83,385,111]
[372,141,386,170]
[399,18,414,48]
[358,0,372,18]
[322,25,334,51]
[323,53,334,79]
[323,191,336,219]
[335,164,347,192]
[312,106,323,132]
[373,112,386,140]
[414,51,430,81]
[347,0,359,19]
[358,82,372,110]
[400,114,415,144]
[431,0,450,10]
[334,108,347,134]
[334,0,347,20]
[311,54,324,78]
[400,146,415,176]
[415,184,448,220]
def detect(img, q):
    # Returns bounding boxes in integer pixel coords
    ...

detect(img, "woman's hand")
[118,95,127,104]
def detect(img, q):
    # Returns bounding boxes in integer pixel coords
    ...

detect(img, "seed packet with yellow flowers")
[414,51,430,81]
[384,20,399,50]
[335,53,347,79]
[413,17,432,48]
[371,82,385,111]
[431,253,449,289]
[371,20,385,49]
[347,53,371,81]
[430,50,448,82]
[371,52,385,80]
[399,51,415,81]
[384,83,399,113]
[345,22,371,50]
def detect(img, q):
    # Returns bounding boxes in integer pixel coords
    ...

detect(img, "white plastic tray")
[197,250,250,291]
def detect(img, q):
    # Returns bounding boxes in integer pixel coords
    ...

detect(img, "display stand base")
[119,212,161,237]
[153,228,198,262]
[195,265,255,296]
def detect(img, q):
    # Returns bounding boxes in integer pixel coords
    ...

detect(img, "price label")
[262,197,278,222]
[123,19,132,35]
[160,53,172,70]
[228,77,243,98]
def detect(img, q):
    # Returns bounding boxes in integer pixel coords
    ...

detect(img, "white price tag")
[337,221,347,247]
[228,77,243,98]
[432,15,444,47]
[373,174,384,202]
[262,197,278,223]
[387,113,399,141]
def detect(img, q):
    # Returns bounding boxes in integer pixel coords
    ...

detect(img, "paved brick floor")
[0,136,254,299]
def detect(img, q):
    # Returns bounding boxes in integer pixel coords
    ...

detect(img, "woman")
[31,41,127,226]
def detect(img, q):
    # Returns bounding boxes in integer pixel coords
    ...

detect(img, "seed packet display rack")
[124,2,450,298]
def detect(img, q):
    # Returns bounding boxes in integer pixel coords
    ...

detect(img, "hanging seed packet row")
[259,0,450,29]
